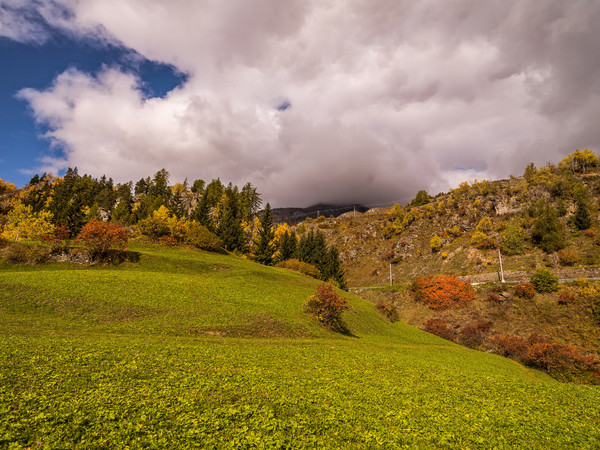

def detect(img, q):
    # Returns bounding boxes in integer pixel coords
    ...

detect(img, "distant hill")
[271,203,370,224]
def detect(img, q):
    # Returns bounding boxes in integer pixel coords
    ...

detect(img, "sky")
[1,1,599,207]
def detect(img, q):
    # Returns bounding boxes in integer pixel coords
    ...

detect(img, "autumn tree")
[559,149,599,174]
[74,220,128,257]
[1,200,54,241]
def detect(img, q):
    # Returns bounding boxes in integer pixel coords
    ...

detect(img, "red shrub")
[514,282,536,299]
[159,235,178,247]
[412,275,474,310]
[523,342,599,376]
[74,220,128,257]
[304,284,350,332]
[558,290,576,305]
[423,319,455,342]
[459,321,491,348]
[489,334,529,358]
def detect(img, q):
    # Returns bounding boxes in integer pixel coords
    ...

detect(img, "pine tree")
[253,203,276,265]
[324,246,347,290]
[217,190,246,252]
[531,201,566,253]
[573,200,592,230]
[279,230,297,261]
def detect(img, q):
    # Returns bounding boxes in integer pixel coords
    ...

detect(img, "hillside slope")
[1,244,600,447]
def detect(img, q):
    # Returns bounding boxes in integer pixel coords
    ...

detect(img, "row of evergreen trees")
[253,205,346,288]
[22,168,260,236]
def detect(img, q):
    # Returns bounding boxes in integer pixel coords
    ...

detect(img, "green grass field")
[2,244,600,448]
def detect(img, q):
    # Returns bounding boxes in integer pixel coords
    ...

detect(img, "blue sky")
[0,1,599,207]
[0,33,184,187]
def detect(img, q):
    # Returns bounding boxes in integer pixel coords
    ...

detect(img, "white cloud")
[13,0,600,206]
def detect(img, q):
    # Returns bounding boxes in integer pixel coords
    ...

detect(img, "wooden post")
[498,248,505,283]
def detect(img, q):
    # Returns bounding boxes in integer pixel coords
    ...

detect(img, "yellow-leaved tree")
[1,200,54,241]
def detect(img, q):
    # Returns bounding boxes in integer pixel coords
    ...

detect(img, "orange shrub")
[75,220,128,257]
[412,275,474,310]
[585,229,596,238]
[423,319,455,342]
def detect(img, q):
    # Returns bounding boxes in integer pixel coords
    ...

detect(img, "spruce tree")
[279,230,297,261]
[254,203,276,265]
[217,190,246,252]
[573,200,592,230]
[324,246,347,290]
[531,201,566,253]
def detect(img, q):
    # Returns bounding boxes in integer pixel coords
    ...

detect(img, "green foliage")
[500,221,527,255]
[572,200,592,230]
[304,284,349,332]
[184,222,222,251]
[277,230,297,262]
[530,268,559,293]
[275,258,320,279]
[217,189,246,253]
[470,231,497,250]
[253,203,276,265]
[410,189,432,206]
[529,200,566,253]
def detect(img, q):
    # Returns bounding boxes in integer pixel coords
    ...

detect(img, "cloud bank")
[6,0,600,206]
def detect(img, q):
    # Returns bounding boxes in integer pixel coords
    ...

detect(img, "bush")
[423,319,455,342]
[585,229,596,238]
[304,284,349,332]
[458,321,491,349]
[523,341,599,380]
[412,275,475,310]
[530,268,559,293]
[489,334,529,358]
[3,243,50,265]
[558,290,576,305]
[74,220,128,258]
[514,282,536,299]
[41,225,71,253]
[558,248,579,266]
[430,235,443,252]
[184,222,222,251]
[275,259,320,279]
[470,231,498,250]
[375,298,399,322]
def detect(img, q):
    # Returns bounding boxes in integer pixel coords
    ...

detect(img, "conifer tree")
[324,246,347,290]
[217,189,246,252]
[279,230,297,261]
[253,203,276,265]
[530,201,566,253]
[573,200,592,231]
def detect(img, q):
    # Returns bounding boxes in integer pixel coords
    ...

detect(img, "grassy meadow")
[1,244,600,448]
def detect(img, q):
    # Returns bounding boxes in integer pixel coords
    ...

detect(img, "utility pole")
[498,248,505,283]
